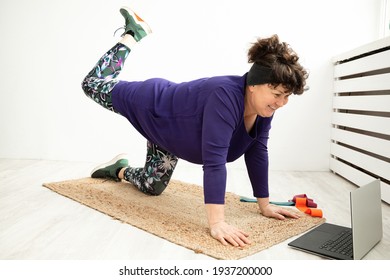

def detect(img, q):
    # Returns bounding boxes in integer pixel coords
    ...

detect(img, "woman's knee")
[80,76,117,112]
[81,75,93,97]
[149,181,169,196]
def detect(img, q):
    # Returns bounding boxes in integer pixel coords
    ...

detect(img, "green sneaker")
[91,154,129,181]
[119,6,152,41]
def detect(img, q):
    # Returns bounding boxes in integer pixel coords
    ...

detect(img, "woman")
[82,6,308,247]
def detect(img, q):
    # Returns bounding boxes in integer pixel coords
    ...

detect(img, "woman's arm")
[202,88,249,246]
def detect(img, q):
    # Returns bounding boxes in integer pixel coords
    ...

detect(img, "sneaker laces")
[113,26,135,37]
[113,26,125,37]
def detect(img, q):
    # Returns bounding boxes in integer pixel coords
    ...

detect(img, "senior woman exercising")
[81,6,308,247]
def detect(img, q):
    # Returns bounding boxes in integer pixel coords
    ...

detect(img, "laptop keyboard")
[319,230,353,257]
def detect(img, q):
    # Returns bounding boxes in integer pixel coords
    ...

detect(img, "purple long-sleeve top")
[111,74,272,204]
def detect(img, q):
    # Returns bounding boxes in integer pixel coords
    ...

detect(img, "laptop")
[288,179,383,260]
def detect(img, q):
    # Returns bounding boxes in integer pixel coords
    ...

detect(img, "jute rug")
[42,178,325,260]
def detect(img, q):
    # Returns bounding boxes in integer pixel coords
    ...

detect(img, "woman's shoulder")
[207,74,246,88]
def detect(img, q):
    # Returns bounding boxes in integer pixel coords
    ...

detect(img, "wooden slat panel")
[331,37,390,204]
[334,73,390,93]
[332,112,390,135]
[332,36,390,63]
[330,158,390,203]
[331,128,390,158]
[334,49,390,78]
[330,143,390,180]
[333,95,390,112]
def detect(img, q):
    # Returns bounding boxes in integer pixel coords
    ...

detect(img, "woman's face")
[245,84,291,118]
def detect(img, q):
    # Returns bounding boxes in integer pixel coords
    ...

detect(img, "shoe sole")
[90,153,129,177]
[121,6,152,39]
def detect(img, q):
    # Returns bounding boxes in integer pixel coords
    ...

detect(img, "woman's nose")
[276,99,287,107]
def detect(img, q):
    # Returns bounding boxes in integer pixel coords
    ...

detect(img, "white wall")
[0,0,383,171]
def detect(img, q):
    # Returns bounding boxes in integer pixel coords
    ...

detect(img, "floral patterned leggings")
[81,43,178,195]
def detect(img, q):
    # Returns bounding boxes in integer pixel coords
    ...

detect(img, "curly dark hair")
[247,34,309,95]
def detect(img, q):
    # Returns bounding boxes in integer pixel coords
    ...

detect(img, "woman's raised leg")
[81,6,152,112]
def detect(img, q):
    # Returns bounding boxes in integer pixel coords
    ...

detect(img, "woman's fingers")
[210,221,251,247]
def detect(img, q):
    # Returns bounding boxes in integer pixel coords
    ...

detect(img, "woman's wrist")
[205,204,225,226]
[256,197,270,213]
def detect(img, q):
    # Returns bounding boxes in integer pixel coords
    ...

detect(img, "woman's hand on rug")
[257,197,300,220]
[261,204,300,220]
[210,221,251,247]
[206,203,251,247]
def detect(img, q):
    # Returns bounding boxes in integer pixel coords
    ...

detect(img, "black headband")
[246,63,274,85]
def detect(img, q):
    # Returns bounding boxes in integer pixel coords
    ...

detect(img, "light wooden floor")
[0,158,389,260]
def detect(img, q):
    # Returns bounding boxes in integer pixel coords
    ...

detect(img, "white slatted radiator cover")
[331,37,390,204]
